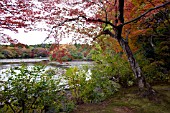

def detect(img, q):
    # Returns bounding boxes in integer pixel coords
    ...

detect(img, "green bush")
[64,66,119,103]
[142,61,169,83]
[0,65,74,113]
[90,43,134,87]
[135,51,169,84]
[70,51,84,60]
[0,53,5,59]
[32,47,48,57]
[61,56,72,61]
[0,49,14,58]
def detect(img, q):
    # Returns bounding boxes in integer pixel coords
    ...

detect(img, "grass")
[71,83,170,113]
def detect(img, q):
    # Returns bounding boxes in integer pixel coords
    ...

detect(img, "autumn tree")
[0,0,41,44]
[37,0,169,93]
[1,0,170,93]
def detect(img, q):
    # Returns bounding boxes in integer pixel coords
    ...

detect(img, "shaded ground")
[71,83,170,113]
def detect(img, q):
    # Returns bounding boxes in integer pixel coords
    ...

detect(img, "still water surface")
[0,59,93,82]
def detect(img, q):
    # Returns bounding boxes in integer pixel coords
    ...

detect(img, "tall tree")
[1,0,170,93]
[40,0,169,93]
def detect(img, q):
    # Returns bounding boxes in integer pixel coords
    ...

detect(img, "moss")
[72,83,170,113]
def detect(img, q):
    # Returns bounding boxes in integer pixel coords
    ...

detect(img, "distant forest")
[0,43,92,61]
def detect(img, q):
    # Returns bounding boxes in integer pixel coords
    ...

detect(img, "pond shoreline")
[0,58,93,67]
[0,58,93,70]
[0,57,49,64]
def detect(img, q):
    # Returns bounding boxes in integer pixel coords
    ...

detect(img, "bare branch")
[98,1,108,29]
[82,16,117,28]
[122,1,170,26]
[43,15,117,42]
[103,29,115,39]
[91,29,118,44]
[52,16,117,28]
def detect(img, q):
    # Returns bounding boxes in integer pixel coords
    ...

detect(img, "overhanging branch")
[122,1,170,26]
[52,16,117,29]
[43,15,117,42]
[102,29,115,39]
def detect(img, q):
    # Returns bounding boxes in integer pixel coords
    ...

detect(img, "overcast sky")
[0,0,97,45]
[2,29,73,45]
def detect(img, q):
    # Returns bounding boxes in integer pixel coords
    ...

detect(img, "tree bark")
[117,37,157,97]
[117,37,146,90]
[107,26,149,91]
[105,29,153,92]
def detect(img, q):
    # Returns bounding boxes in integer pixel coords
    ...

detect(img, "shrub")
[32,47,48,57]
[0,53,5,59]
[0,49,14,58]
[20,48,32,58]
[90,43,134,88]
[142,61,169,83]
[64,66,119,104]
[0,64,74,113]
[61,56,72,61]
[135,52,169,84]
[70,51,83,60]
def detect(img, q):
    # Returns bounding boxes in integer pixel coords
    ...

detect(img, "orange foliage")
[49,44,72,62]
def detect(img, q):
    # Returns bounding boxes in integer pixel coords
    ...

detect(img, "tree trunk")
[104,27,155,95]
[105,29,150,90]
[117,37,155,95]
[118,38,144,88]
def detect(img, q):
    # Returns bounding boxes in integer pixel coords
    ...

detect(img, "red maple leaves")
[1,0,169,46]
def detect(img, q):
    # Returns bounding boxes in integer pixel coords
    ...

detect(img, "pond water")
[0,58,49,64]
[0,60,93,70]
[0,59,93,82]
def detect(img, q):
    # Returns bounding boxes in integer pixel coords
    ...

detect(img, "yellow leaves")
[105,37,123,53]
[132,0,146,6]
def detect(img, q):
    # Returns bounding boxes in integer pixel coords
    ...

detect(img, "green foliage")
[0,49,15,58]
[70,51,83,60]
[136,51,169,83]
[89,67,120,103]
[135,14,170,83]
[32,47,48,57]
[64,67,87,103]
[0,52,5,59]
[155,39,170,70]
[0,65,74,113]
[61,56,72,61]
[91,43,134,87]
[64,66,119,104]
[135,48,169,84]
[103,23,113,31]
[70,44,91,60]
[142,61,169,83]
